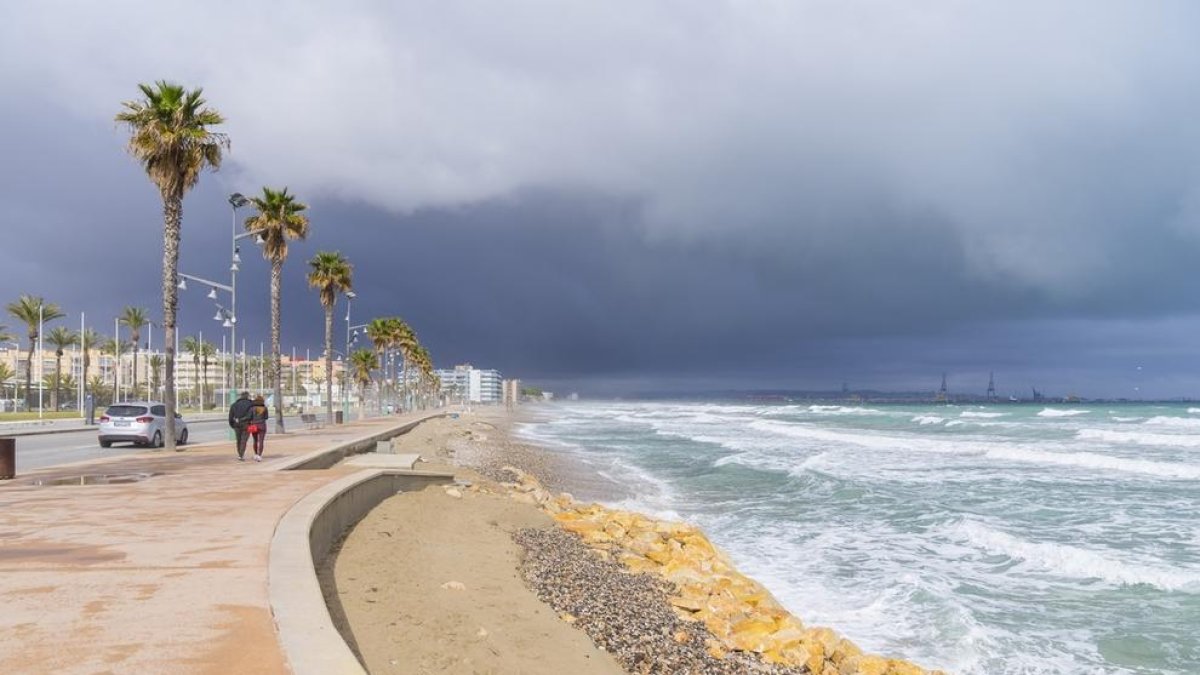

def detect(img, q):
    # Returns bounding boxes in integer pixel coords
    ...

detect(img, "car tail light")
[100,415,110,422]
[136,416,154,423]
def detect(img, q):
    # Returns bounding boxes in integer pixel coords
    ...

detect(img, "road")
[11,416,301,472]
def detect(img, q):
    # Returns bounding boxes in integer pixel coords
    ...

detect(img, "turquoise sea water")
[517,401,1200,674]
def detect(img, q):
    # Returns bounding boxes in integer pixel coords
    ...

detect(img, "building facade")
[436,363,504,404]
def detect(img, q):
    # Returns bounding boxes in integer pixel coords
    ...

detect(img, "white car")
[98,401,189,448]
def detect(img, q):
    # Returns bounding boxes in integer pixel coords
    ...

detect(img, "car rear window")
[106,405,148,417]
[151,405,166,416]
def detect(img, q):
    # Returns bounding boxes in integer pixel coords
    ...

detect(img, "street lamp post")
[228,192,249,402]
[342,290,360,420]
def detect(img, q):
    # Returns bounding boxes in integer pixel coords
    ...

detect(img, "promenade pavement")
[0,414,436,674]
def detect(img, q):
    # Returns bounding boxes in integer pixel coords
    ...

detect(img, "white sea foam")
[1189,408,1200,414]
[1077,428,1200,449]
[912,415,945,425]
[986,445,1200,480]
[1110,416,1143,422]
[949,519,1200,592]
[1142,415,1200,429]
[1037,408,1091,418]
[960,411,1008,419]
[805,405,886,415]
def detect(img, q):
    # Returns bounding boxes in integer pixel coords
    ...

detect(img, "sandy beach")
[321,408,935,675]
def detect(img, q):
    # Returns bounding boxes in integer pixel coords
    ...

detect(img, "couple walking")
[228,391,269,462]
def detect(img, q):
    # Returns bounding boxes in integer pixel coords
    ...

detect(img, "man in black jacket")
[228,391,255,461]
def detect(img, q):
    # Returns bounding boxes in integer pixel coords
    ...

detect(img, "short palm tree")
[148,354,164,399]
[119,306,151,397]
[45,326,78,411]
[6,295,65,411]
[0,362,14,401]
[87,375,109,406]
[101,337,122,402]
[246,187,309,432]
[307,251,353,425]
[117,81,228,450]
[79,328,101,397]
[348,349,377,420]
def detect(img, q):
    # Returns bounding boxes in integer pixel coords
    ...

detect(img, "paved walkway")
[0,415,433,674]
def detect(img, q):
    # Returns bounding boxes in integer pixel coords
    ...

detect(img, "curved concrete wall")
[269,468,454,674]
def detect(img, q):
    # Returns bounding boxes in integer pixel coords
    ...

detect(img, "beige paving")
[0,415,431,674]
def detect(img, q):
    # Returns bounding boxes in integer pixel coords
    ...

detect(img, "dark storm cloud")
[4,1,1200,397]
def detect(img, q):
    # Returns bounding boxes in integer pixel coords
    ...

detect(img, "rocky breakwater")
[499,467,941,675]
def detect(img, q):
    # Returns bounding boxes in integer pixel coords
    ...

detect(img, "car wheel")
[178,429,189,445]
[100,440,112,448]
[152,431,164,448]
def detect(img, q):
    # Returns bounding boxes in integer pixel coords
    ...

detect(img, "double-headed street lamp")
[344,291,365,419]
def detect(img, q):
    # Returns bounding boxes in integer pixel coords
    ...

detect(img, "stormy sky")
[3,1,1200,397]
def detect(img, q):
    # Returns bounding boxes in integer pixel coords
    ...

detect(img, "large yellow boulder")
[730,615,777,652]
[840,654,889,675]
[885,661,927,675]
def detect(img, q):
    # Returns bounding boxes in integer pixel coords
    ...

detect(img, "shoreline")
[323,408,938,674]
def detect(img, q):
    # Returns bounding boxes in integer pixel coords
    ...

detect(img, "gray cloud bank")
[3,1,1200,397]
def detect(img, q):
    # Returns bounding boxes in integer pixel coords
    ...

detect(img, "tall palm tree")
[45,326,78,411]
[79,328,101,397]
[117,81,228,450]
[181,336,202,408]
[307,251,353,425]
[148,354,164,399]
[394,319,417,411]
[348,349,377,421]
[246,187,309,433]
[6,295,65,411]
[365,317,394,413]
[118,306,151,397]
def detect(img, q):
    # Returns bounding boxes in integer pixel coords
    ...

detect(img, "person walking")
[227,391,254,461]
[249,394,270,462]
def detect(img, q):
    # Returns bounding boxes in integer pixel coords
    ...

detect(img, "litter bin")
[0,438,15,480]
[335,411,344,425]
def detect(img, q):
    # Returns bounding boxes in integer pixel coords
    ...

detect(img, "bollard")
[335,411,344,425]
[0,437,14,480]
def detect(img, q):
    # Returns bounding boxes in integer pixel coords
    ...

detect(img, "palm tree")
[119,306,151,397]
[117,81,228,450]
[101,337,122,402]
[148,354,164,399]
[246,187,310,433]
[0,362,14,403]
[86,375,110,406]
[181,336,201,407]
[348,349,377,420]
[307,251,353,425]
[365,317,394,413]
[79,328,101,397]
[45,326,78,411]
[6,295,65,411]
[198,340,217,409]
[393,319,417,411]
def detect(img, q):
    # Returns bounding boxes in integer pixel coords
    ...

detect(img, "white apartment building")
[436,363,503,404]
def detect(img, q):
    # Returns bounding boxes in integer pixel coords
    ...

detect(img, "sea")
[515,401,1200,675]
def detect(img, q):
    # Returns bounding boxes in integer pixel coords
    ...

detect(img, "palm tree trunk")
[162,192,181,451]
[132,342,139,397]
[202,358,208,408]
[271,259,285,433]
[24,340,34,411]
[324,306,333,425]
